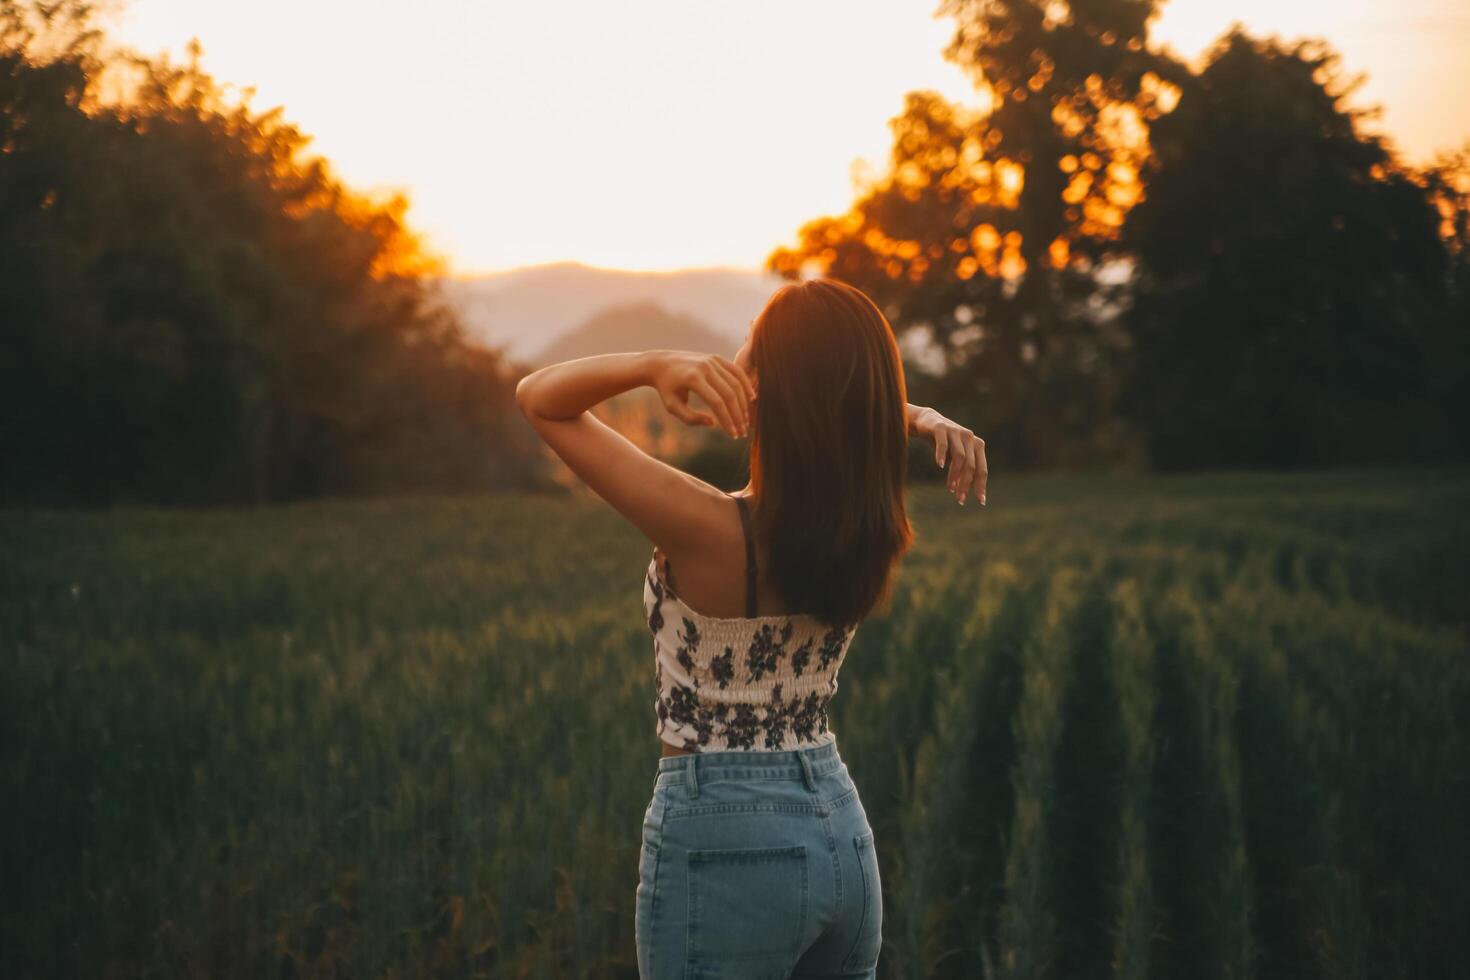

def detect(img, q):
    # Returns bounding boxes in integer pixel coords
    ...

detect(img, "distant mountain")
[429,261,789,365]
[534,301,736,367]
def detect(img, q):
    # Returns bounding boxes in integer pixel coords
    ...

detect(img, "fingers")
[657,353,755,434]
[665,396,715,427]
[691,377,741,437]
[951,433,976,505]
[703,365,750,436]
[719,356,758,406]
[925,413,990,507]
[957,437,978,505]
[937,424,989,507]
[943,427,966,496]
[972,436,988,506]
[715,359,756,434]
[697,356,757,438]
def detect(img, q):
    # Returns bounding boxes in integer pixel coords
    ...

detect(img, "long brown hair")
[747,277,916,629]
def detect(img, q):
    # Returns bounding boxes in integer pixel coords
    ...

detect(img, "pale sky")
[107,0,1470,276]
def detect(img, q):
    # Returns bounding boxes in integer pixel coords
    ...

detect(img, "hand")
[909,405,988,506]
[647,350,757,439]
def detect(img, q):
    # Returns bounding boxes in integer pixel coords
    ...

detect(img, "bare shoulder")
[655,490,755,618]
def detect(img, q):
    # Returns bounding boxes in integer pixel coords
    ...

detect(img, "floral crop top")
[642,492,859,753]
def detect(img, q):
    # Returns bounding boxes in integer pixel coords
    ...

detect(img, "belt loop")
[797,749,817,793]
[686,753,700,799]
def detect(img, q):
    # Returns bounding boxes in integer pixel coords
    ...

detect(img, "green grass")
[2,469,1467,979]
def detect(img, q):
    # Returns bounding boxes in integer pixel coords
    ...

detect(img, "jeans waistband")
[654,738,844,792]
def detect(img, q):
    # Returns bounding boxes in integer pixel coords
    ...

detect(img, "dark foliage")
[767,2,1469,473]
[0,2,547,506]
[1120,28,1467,470]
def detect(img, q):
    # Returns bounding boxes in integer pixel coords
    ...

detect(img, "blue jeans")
[635,739,883,979]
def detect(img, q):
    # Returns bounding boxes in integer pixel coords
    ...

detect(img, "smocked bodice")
[643,547,858,753]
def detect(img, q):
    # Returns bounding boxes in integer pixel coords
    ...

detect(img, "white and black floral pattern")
[644,547,858,753]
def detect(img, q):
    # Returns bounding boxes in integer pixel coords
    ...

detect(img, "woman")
[515,277,988,978]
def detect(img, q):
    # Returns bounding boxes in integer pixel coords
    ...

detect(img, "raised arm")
[514,350,758,556]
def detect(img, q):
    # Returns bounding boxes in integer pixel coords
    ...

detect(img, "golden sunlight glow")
[108,0,1470,275]
[970,223,1001,253]
[108,0,980,275]
[1048,236,1070,268]
[996,159,1025,199]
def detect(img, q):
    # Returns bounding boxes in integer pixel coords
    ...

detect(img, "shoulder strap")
[733,494,757,617]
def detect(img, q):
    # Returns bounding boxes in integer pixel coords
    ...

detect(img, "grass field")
[3,469,1468,979]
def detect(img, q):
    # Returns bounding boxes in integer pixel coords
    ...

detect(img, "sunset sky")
[109,0,1470,276]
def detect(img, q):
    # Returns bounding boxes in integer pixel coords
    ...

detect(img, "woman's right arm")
[906,402,988,507]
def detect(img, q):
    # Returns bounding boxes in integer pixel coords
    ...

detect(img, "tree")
[0,1,546,505]
[1415,143,1470,461]
[767,0,1183,470]
[1119,27,1457,469]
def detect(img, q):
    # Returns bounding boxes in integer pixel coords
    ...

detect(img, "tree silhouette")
[768,5,1467,472]
[1119,28,1457,469]
[767,0,1183,470]
[1416,143,1470,461]
[0,1,545,505]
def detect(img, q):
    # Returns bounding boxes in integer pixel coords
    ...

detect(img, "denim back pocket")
[687,844,808,965]
[842,831,883,972]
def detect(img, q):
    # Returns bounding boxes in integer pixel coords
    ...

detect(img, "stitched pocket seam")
[842,831,878,972]
[667,800,830,820]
